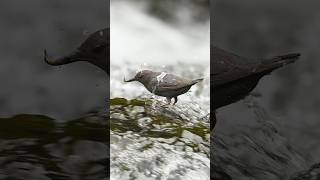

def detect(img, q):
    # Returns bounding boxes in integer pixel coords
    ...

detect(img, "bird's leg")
[166,97,171,105]
[173,97,178,105]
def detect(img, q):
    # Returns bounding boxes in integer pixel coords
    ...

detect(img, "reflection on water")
[0,113,108,179]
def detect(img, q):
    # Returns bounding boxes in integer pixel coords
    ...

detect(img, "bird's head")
[124,70,154,83]
[44,28,109,74]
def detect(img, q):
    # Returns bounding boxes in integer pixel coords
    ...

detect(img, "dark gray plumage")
[124,70,203,105]
[44,28,109,74]
[212,46,300,129]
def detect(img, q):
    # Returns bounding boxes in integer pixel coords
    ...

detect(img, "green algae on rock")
[110,97,210,179]
[110,97,209,140]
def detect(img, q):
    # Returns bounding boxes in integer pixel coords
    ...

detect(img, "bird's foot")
[172,97,178,105]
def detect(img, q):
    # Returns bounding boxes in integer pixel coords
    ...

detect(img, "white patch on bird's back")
[152,72,167,94]
[156,72,167,83]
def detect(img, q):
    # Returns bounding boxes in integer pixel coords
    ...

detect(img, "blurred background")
[0,0,108,120]
[0,1,109,179]
[111,0,209,65]
[212,0,320,178]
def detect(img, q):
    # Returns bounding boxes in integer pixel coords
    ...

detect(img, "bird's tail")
[191,78,204,85]
[261,53,301,71]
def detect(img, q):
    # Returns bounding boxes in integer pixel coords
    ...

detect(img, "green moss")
[119,163,130,171]
[110,98,152,107]
[185,124,209,140]
[110,98,128,106]
[151,114,173,125]
[175,126,184,137]
[139,142,154,151]
[0,114,55,139]
[129,99,147,106]
[64,119,107,142]
[110,97,210,140]
[143,130,176,139]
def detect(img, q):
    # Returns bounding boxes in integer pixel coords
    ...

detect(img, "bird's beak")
[123,77,136,82]
[44,49,84,66]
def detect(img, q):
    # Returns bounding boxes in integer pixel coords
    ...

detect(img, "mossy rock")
[110,98,209,140]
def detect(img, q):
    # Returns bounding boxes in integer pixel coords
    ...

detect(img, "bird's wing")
[212,46,261,88]
[212,46,300,88]
[154,74,195,92]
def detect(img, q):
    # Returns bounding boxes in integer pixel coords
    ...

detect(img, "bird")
[44,28,109,74]
[211,46,300,129]
[124,70,203,105]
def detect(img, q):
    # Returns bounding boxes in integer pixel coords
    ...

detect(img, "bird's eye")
[136,72,143,78]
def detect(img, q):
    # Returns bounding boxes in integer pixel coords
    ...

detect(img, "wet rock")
[181,130,203,144]
[110,97,210,179]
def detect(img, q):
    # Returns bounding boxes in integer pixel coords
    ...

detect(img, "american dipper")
[212,46,300,129]
[124,70,203,105]
[44,28,109,74]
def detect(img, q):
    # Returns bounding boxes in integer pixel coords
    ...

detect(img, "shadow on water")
[0,113,108,179]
